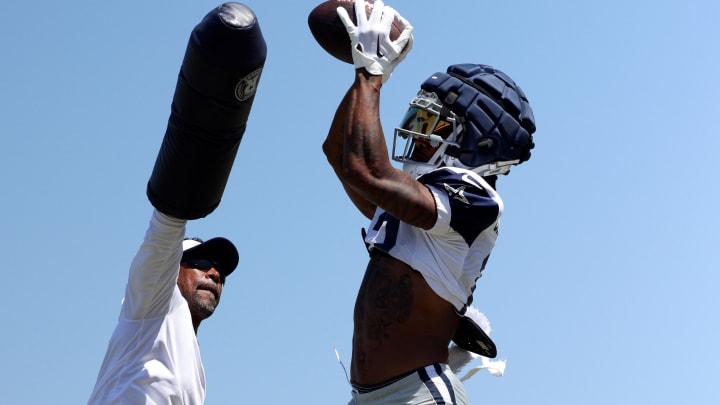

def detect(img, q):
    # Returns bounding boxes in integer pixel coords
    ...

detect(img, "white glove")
[337,0,414,82]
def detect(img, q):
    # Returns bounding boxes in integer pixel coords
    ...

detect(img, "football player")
[324,0,536,403]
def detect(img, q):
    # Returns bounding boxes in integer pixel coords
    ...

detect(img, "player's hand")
[337,0,414,83]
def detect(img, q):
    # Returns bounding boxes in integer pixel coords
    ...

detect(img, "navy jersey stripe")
[417,366,444,404]
[434,363,457,404]
[418,364,456,404]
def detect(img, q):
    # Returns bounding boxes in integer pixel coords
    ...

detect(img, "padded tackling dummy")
[147,2,266,219]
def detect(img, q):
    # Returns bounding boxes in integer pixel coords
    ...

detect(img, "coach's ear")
[147,2,266,220]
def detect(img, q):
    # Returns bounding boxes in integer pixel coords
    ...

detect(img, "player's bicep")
[367,169,437,230]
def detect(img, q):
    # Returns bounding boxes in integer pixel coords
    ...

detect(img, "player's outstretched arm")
[323,86,378,219]
[340,70,437,230]
[322,0,432,225]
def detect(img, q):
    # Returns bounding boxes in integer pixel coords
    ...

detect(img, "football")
[308,0,404,64]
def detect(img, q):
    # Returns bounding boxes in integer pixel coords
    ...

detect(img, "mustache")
[196,282,219,299]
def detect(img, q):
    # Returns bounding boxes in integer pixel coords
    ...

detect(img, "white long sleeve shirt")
[88,210,206,405]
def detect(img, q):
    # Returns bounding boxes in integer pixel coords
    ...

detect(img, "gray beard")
[190,291,217,318]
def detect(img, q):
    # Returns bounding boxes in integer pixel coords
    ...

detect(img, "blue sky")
[2,0,719,403]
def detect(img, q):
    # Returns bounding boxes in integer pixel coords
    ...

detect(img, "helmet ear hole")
[445,145,462,158]
[477,139,493,149]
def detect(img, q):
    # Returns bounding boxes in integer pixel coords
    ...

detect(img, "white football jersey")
[364,167,503,311]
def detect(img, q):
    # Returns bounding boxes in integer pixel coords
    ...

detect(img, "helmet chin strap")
[403,159,520,179]
[402,161,435,179]
[470,160,521,176]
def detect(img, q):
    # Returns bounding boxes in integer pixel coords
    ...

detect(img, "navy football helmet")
[392,64,536,178]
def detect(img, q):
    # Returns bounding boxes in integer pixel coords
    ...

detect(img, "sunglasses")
[182,258,225,283]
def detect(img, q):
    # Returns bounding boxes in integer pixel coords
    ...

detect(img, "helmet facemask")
[392,91,462,178]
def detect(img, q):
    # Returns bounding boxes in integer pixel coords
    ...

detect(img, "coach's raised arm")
[88,3,265,404]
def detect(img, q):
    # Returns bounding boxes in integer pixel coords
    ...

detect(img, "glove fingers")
[355,0,369,25]
[395,14,414,40]
[337,7,355,32]
[367,0,385,25]
[373,6,397,57]
[392,15,414,57]
[397,34,413,61]
[394,24,414,53]
[341,0,413,83]
[378,5,395,35]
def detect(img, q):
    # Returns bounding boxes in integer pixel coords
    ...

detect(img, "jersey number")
[370,212,401,251]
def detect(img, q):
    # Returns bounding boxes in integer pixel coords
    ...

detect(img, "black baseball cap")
[182,237,239,277]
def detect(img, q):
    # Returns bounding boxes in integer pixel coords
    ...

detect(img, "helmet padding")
[420,64,536,171]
